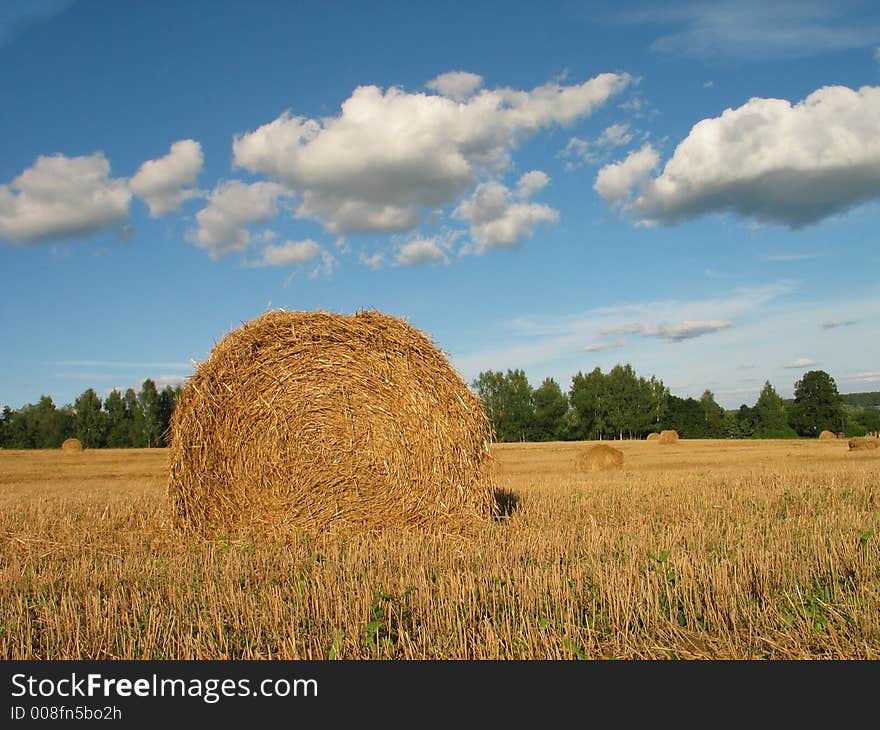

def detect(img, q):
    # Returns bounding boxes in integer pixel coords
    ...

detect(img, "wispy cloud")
[601,319,734,342]
[626,1,880,61]
[453,281,794,378]
[761,252,821,262]
[52,360,194,369]
[559,124,635,169]
[582,338,627,352]
[847,370,880,384]
[821,319,858,329]
[783,357,816,369]
[0,0,74,48]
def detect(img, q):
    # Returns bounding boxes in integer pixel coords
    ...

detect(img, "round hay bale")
[646,432,660,441]
[818,430,837,441]
[575,443,623,473]
[658,430,679,444]
[168,310,495,535]
[60,437,83,452]
[848,436,879,451]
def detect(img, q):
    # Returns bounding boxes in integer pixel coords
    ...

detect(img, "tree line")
[471,366,880,442]
[0,380,181,449]
[1,368,878,449]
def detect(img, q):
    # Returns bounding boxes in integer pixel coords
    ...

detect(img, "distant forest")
[1,368,878,449]
[841,391,880,408]
[0,381,181,450]
[469,366,879,442]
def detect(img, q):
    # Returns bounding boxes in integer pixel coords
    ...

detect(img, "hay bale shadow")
[493,489,519,521]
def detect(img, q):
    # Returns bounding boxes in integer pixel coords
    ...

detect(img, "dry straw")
[659,429,679,444]
[646,432,660,441]
[575,443,623,473]
[167,309,495,535]
[60,438,83,452]
[818,430,837,441]
[848,436,879,451]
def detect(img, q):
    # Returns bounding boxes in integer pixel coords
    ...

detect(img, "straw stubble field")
[1,439,877,659]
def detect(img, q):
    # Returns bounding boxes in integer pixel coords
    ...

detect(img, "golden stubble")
[0,439,877,659]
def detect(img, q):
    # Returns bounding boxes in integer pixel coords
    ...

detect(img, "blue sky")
[1,0,878,410]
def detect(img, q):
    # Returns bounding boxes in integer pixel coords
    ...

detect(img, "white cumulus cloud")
[130,139,204,217]
[396,237,449,266]
[515,170,550,199]
[254,239,321,267]
[188,180,287,259]
[594,143,660,204]
[232,72,630,235]
[0,153,131,244]
[426,71,484,101]
[625,85,880,227]
[454,173,558,252]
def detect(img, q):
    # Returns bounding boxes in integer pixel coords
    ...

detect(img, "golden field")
[0,439,877,659]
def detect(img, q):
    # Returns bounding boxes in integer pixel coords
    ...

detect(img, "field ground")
[1,439,877,659]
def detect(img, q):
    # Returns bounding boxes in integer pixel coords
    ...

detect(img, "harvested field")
[1,439,878,659]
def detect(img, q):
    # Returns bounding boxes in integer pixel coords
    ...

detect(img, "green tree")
[647,376,669,429]
[103,389,130,447]
[788,370,844,437]
[471,370,534,442]
[700,389,726,438]
[0,405,12,448]
[498,369,534,442]
[604,364,649,439]
[754,381,797,438]
[471,370,508,441]
[74,389,105,448]
[665,395,706,438]
[532,378,568,441]
[735,404,756,438]
[124,388,146,447]
[139,379,162,447]
[156,385,178,446]
[570,367,607,439]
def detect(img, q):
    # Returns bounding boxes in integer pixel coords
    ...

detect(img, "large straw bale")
[168,310,495,534]
[818,430,837,441]
[848,436,879,451]
[60,438,83,452]
[646,432,660,441]
[659,430,679,444]
[575,443,623,473]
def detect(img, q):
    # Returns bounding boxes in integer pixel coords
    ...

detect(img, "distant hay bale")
[167,309,495,535]
[60,438,83,452]
[818,430,837,441]
[575,443,624,473]
[659,430,679,444]
[646,432,660,441]
[848,436,879,451]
